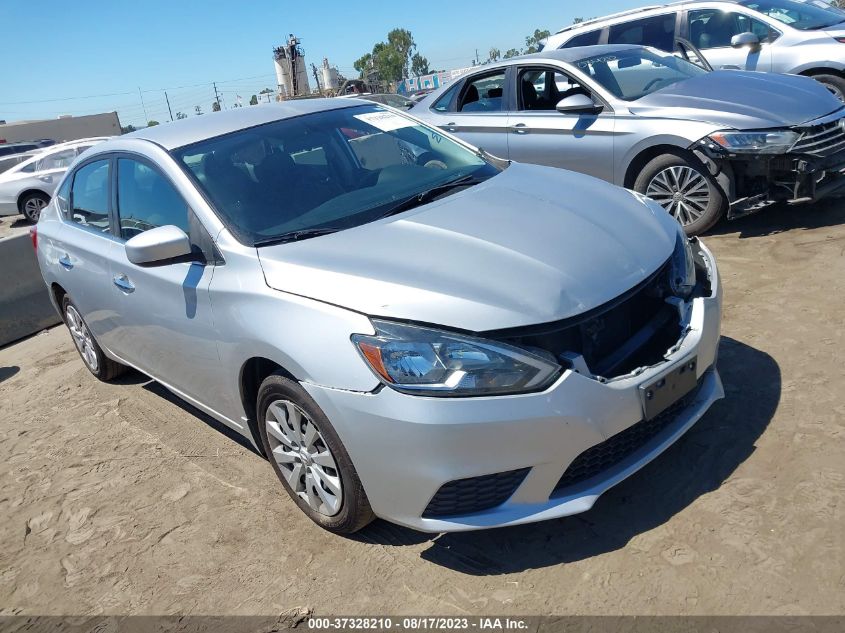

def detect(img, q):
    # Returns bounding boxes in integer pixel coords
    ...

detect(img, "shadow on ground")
[705,197,845,239]
[353,336,780,574]
[0,366,20,383]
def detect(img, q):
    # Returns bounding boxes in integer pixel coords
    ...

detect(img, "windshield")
[174,104,497,245]
[573,48,708,101]
[740,0,845,29]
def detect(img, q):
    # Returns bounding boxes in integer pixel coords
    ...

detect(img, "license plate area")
[639,357,698,420]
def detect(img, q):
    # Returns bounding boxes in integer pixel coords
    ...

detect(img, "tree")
[524,28,550,54]
[355,28,425,82]
[120,124,137,134]
[488,47,501,63]
[249,94,258,106]
[212,101,221,112]
[503,48,521,59]
[194,105,203,116]
[147,120,160,127]
[259,87,273,94]
[411,52,430,77]
[175,111,187,120]
[354,53,373,78]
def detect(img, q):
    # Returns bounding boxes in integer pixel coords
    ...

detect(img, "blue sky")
[1,0,634,127]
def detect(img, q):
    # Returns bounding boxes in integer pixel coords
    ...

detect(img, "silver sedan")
[413,45,845,235]
[35,99,722,533]
[0,138,109,222]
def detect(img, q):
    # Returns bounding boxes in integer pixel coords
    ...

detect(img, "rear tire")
[20,192,50,223]
[257,373,374,534]
[62,296,127,381]
[809,73,845,103]
[634,151,727,236]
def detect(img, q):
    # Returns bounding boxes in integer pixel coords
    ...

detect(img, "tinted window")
[689,9,773,48]
[563,30,602,47]
[116,159,189,240]
[70,160,111,233]
[173,104,495,245]
[20,162,36,173]
[518,68,588,111]
[608,13,677,51]
[458,72,506,112]
[431,82,461,112]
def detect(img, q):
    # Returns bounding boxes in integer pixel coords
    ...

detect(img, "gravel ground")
[0,201,843,616]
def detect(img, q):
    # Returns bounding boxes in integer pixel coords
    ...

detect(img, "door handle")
[58,254,73,270]
[444,122,458,132]
[511,123,529,134]
[113,274,135,293]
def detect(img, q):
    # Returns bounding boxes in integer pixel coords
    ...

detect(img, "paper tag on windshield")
[354,111,414,132]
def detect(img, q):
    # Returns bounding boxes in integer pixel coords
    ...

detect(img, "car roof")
[122,98,367,150]
[553,0,741,36]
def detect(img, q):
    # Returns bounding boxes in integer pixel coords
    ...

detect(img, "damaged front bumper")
[693,140,845,220]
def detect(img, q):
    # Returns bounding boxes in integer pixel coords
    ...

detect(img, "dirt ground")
[0,201,843,617]
[0,216,31,240]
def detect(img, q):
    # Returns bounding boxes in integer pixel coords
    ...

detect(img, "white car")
[0,138,110,222]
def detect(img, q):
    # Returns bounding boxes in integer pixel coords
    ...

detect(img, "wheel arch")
[50,282,68,321]
[239,356,299,457]
[623,143,696,190]
[17,188,51,212]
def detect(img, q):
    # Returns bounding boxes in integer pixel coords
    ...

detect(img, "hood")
[256,164,677,332]
[629,71,843,129]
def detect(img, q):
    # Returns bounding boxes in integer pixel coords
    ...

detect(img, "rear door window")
[457,72,507,112]
[608,13,677,51]
[69,160,111,234]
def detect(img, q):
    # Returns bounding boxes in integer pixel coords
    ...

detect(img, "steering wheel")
[416,151,448,170]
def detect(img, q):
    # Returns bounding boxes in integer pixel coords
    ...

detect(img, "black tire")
[633,150,728,236]
[257,373,374,534]
[20,192,50,223]
[809,73,845,103]
[61,295,128,381]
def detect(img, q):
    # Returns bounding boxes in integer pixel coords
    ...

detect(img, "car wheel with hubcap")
[62,295,127,381]
[257,373,374,534]
[20,192,50,223]
[634,151,728,236]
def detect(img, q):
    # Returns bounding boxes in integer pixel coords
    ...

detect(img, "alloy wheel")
[65,305,99,373]
[645,166,711,226]
[824,82,845,103]
[23,196,47,222]
[265,399,343,516]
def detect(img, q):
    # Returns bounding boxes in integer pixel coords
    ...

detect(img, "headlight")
[708,129,798,154]
[352,320,561,396]
[670,228,696,298]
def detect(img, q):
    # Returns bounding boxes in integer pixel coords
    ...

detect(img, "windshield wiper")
[375,175,487,220]
[253,227,341,247]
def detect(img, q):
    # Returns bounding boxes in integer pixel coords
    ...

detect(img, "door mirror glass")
[731,31,761,49]
[556,93,602,114]
[124,225,192,265]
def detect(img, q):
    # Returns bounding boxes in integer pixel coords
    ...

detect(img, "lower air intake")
[422,468,530,518]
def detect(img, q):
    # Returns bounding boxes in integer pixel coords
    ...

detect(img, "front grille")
[422,468,530,518]
[553,379,702,494]
[791,118,845,157]
[490,259,682,378]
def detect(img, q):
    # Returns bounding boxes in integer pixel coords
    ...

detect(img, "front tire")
[20,192,50,223]
[810,73,845,103]
[634,151,727,236]
[257,373,374,534]
[62,296,127,381]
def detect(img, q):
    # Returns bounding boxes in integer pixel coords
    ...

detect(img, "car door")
[55,158,122,343]
[506,66,616,183]
[104,155,222,404]
[685,8,774,71]
[424,69,512,158]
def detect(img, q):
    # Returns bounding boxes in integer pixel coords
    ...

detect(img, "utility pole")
[475,49,480,66]
[164,91,174,122]
[213,82,222,111]
[311,63,322,94]
[138,87,148,122]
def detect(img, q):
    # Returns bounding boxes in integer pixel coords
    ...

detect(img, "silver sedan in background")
[35,100,721,533]
[413,45,845,235]
[0,137,110,222]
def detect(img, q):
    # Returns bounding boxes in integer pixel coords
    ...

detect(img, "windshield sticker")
[354,111,415,132]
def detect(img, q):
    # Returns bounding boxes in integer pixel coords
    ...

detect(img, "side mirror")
[556,93,603,115]
[731,32,761,50]
[125,225,192,265]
